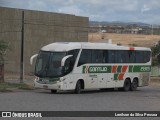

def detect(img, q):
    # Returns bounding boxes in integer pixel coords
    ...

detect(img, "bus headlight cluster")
[35,76,39,81]
[60,77,66,82]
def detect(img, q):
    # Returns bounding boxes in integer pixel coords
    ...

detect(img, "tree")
[151,41,160,66]
[0,40,9,83]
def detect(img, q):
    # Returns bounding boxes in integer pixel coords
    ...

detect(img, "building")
[0,7,89,74]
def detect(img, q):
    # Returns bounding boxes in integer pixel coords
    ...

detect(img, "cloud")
[0,0,160,24]
[57,6,81,15]
[141,4,151,13]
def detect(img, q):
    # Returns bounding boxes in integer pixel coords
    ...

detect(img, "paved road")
[0,86,160,120]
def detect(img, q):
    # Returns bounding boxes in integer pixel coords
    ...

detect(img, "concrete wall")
[0,7,89,74]
[151,67,160,77]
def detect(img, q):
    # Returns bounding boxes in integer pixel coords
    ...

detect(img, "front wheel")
[75,81,81,94]
[123,79,131,91]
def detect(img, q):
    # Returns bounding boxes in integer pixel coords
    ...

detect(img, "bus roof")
[41,42,151,52]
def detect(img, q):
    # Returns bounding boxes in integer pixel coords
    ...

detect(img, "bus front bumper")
[34,80,63,90]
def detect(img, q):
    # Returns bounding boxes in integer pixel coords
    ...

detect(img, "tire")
[130,79,138,91]
[75,81,81,94]
[123,79,131,91]
[51,89,57,94]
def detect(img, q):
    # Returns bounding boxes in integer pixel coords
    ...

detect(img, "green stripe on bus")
[82,66,86,74]
[82,65,151,74]
[117,66,122,72]
[132,65,151,72]
[129,65,133,72]
[114,74,119,80]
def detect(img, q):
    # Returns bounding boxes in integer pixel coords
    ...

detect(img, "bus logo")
[83,66,111,74]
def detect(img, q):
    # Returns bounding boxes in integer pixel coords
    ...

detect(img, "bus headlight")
[35,76,39,81]
[60,77,66,82]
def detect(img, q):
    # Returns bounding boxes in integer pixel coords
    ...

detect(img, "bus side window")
[68,49,79,70]
[129,51,136,63]
[136,51,144,63]
[78,49,92,66]
[92,50,105,63]
[108,50,115,63]
[144,51,151,63]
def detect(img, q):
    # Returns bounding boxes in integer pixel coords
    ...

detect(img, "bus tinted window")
[92,50,105,63]
[129,51,136,63]
[78,49,92,66]
[107,50,150,63]
[108,50,116,63]
[115,50,130,63]
[78,49,150,65]
[68,49,80,70]
[136,51,144,63]
[144,51,151,63]
[135,51,151,63]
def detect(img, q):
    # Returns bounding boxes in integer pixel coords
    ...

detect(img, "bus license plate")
[43,85,48,89]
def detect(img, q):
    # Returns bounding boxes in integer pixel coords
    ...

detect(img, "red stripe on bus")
[118,73,125,80]
[130,47,135,51]
[86,66,89,74]
[112,66,117,73]
[122,66,128,73]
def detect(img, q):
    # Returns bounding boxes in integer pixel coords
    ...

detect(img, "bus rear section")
[74,48,151,92]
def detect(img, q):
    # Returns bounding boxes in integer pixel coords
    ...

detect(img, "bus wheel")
[51,89,57,94]
[123,79,131,91]
[75,81,81,94]
[131,79,138,91]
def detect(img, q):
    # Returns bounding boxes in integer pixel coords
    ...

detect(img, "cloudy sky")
[0,0,160,24]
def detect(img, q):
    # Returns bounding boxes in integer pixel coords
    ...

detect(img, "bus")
[30,42,151,94]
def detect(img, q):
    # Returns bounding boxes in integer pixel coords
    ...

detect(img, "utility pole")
[20,11,24,83]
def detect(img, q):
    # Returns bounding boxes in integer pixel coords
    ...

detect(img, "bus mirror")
[30,54,38,65]
[61,55,73,67]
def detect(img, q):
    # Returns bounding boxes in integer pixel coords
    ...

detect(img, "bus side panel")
[139,72,150,86]
[98,73,107,88]
[64,74,77,90]
[73,65,96,89]
[106,73,116,88]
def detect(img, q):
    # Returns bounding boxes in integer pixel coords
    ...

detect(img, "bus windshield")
[35,51,66,78]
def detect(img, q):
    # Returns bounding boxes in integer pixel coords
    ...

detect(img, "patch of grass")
[0,82,33,92]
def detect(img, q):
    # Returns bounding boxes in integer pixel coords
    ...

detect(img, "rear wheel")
[51,89,57,94]
[131,79,138,91]
[123,79,131,91]
[75,81,81,94]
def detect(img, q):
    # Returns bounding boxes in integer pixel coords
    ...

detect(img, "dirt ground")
[88,33,160,47]
[150,77,160,87]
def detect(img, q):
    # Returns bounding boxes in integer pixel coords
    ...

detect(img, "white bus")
[30,42,151,94]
